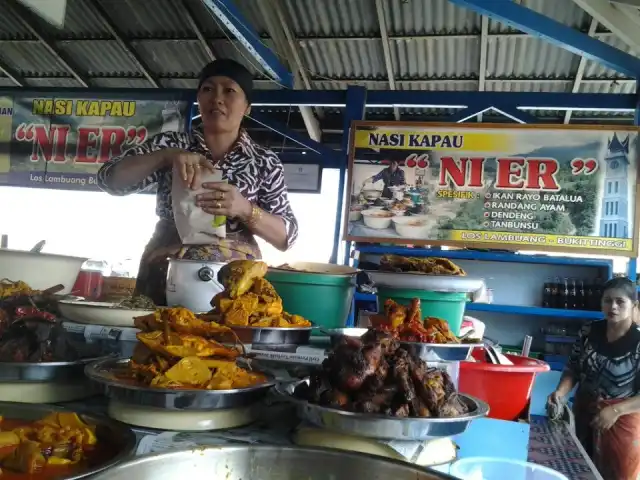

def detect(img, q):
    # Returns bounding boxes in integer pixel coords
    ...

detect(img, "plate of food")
[208,260,314,345]
[277,330,489,440]
[86,305,275,410]
[58,295,156,328]
[0,402,135,479]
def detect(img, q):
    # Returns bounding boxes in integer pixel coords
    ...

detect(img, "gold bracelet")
[247,204,263,228]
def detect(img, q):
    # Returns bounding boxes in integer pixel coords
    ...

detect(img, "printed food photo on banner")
[346,122,640,256]
[1,95,190,191]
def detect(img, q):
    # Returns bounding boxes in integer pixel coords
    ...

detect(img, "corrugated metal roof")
[0,0,637,125]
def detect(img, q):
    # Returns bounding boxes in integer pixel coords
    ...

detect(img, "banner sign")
[346,121,640,256]
[0,93,191,191]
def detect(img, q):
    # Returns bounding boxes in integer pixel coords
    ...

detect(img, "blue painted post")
[331,86,367,265]
[202,0,294,88]
[448,0,640,77]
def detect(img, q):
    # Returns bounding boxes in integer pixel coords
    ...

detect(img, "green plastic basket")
[266,266,356,334]
[377,288,468,335]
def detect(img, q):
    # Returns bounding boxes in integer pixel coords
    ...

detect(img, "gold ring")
[220,192,225,200]
[215,201,221,209]
[194,164,200,169]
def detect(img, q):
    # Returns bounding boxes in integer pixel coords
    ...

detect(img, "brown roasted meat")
[295,329,467,419]
[380,254,466,276]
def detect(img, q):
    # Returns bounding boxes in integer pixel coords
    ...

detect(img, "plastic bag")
[594,400,640,480]
[172,167,227,244]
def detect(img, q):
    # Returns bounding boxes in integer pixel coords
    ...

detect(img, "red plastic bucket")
[459,349,549,421]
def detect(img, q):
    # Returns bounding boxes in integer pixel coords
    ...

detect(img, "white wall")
[0,169,340,275]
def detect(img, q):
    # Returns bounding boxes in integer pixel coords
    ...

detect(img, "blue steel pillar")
[628,84,640,282]
[331,86,367,266]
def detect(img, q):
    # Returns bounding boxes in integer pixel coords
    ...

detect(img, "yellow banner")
[449,230,633,252]
[353,129,515,152]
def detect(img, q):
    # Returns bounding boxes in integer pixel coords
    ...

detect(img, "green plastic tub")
[266,262,357,334]
[377,288,467,335]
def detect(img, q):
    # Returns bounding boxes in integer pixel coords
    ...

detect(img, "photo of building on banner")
[0,95,191,191]
[345,122,640,256]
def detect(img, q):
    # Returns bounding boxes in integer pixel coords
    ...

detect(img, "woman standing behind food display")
[96,59,298,305]
[547,277,640,480]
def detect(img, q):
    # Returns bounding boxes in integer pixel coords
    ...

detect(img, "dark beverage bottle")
[569,278,578,310]
[585,281,595,311]
[542,278,553,307]
[550,277,561,308]
[561,278,570,309]
[578,280,586,310]
[592,278,603,311]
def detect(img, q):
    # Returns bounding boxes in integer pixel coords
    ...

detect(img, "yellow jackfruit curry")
[123,307,267,390]
[211,260,312,328]
[0,412,104,479]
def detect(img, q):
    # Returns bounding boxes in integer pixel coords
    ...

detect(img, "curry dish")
[0,412,102,479]
[123,307,267,390]
[211,260,312,329]
[379,254,466,276]
[295,330,468,418]
[372,299,459,344]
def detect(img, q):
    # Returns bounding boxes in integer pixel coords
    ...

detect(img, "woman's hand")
[164,149,215,189]
[592,405,621,430]
[196,182,252,220]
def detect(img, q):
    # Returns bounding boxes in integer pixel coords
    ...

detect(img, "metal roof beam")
[448,0,640,77]
[564,18,598,124]
[0,61,26,86]
[179,0,216,61]
[573,0,640,52]
[5,0,89,87]
[477,15,489,122]
[201,0,294,88]
[257,0,322,142]
[374,0,400,120]
[87,0,160,88]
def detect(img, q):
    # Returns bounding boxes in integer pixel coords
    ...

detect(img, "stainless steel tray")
[277,381,489,441]
[0,356,113,383]
[400,341,482,362]
[86,357,276,411]
[231,325,313,346]
[0,401,136,479]
[91,445,455,480]
[367,271,485,293]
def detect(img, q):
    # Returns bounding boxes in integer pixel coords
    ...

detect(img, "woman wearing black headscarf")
[96,59,298,305]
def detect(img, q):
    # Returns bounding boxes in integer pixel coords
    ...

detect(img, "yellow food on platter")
[125,307,267,391]
[0,279,36,299]
[0,412,100,476]
[212,260,312,328]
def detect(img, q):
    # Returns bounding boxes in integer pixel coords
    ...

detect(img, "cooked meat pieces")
[295,329,464,419]
[379,254,466,276]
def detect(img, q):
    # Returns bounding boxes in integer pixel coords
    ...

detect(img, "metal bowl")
[230,325,314,346]
[277,381,489,441]
[90,445,456,480]
[367,271,485,293]
[0,401,136,479]
[86,357,276,410]
[0,356,113,383]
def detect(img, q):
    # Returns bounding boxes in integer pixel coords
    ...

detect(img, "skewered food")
[0,411,100,476]
[380,254,466,276]
[372,299,459,344]
[295,330,468,418]
[122,307,267,390]
[211,260,312,328]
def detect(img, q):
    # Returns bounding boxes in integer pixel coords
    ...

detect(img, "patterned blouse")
[566,320,640,400]
[96,126,299,259]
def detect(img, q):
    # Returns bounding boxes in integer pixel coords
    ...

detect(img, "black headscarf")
[197,59,253,104]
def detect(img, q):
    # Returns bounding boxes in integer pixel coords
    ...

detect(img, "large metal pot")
[0,249,87,294]
[166,258,226,312]
[91,445,456,480]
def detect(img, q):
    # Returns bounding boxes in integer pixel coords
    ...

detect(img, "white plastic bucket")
[450,457,568,480]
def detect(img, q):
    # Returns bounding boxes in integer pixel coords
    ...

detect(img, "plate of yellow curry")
[0,402,135,480]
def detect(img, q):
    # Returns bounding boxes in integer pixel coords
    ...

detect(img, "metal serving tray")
[0,356,112,383]
[367,271,485,294]
[85,357,275,411]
